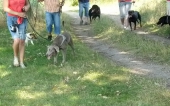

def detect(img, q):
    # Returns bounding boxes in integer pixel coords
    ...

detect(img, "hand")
[60,2,64,6]
[60,0,65,6]
[17,12,27,18]
[22,6,29,12]
[132,1,135,3]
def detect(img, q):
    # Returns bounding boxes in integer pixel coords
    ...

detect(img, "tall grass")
[131,0,169,36]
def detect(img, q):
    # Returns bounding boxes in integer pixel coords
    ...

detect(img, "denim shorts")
[7,15,27,40]
[119,2,132,19]
[45,12,61,35]
[79,2,89,18]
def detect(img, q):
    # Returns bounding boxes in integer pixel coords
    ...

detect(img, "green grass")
[1,14,170,106]
[91,15,170,64]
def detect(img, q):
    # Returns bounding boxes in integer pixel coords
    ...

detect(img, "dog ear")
[53,45,59,52]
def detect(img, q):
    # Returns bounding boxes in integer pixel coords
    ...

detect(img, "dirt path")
[63,5,170,88]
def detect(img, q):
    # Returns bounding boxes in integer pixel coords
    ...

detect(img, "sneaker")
[48,35,52,41]
[13,57,19,67]
[124,27,131,30]
[20,63,26,69]
[80,20,83,25]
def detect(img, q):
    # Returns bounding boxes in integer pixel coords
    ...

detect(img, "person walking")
[3,0,30,68]
[38,0,65,41]
[118,0,135,29]
[78,0,90,25]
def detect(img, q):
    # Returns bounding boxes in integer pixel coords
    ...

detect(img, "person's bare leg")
[13,39,19,66]
[124,16,130,30]
[19,39,26,68]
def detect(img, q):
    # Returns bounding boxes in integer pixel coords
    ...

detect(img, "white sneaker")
[20,63,26,68]
[124,27,131,30]
[13,57,19,67]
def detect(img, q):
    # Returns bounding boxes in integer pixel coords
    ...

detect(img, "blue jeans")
[119,2,132,19]
[7,15,27,40]
[45,12,61,35]
[79,2,89,18]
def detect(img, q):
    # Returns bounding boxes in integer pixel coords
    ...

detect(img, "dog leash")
[25,1,49,41]
[131,1,136,10]
[26,16,49,41]
[26,0,65,41]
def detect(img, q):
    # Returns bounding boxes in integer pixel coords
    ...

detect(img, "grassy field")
[0,11,170,106]
[1,0,170,105]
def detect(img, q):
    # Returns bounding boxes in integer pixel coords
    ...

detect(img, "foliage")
[71,0,78,6]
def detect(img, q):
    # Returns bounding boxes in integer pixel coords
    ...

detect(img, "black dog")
[157,15,170,26]
[128,10,142,31]
[89,5,101,23]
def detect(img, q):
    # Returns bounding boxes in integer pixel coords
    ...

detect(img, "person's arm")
[23,0,30,12]
[3,0,26,18]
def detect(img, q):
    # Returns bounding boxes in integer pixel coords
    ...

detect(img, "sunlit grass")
[16,90,46,100]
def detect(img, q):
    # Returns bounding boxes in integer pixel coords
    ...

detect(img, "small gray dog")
[46,32,75,65]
